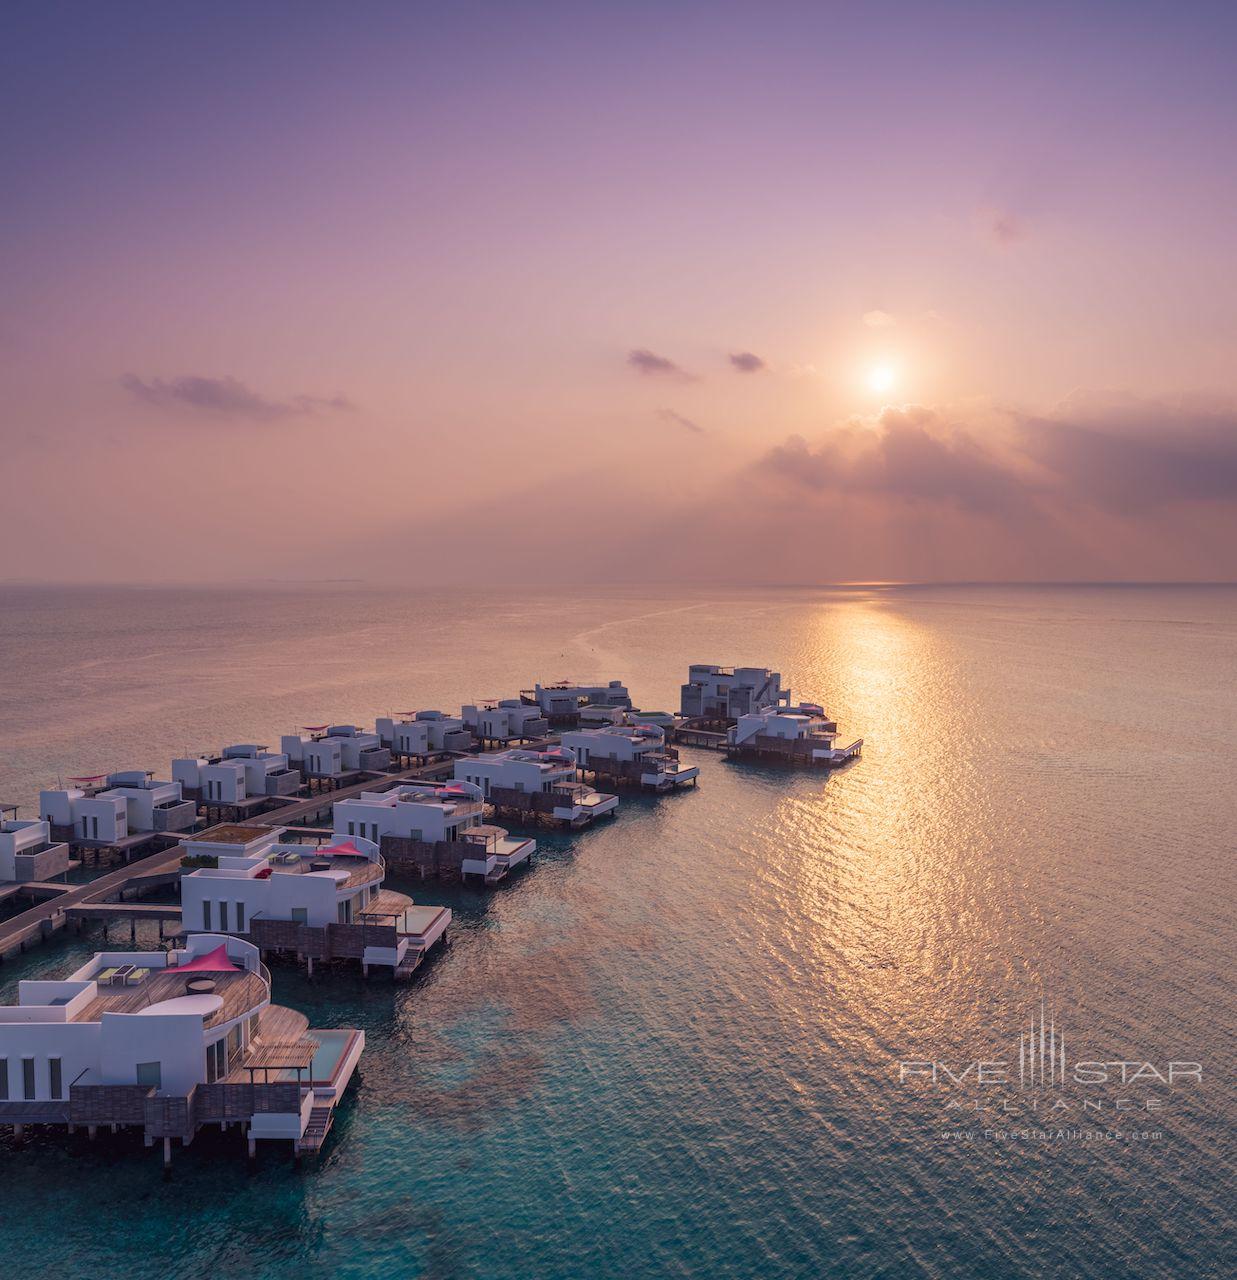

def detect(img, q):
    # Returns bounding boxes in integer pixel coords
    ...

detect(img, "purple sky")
[3,1,1236,583]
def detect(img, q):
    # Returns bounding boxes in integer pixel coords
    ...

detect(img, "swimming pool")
[281,1029,357,1084]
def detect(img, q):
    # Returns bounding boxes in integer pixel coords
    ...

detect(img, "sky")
[2,0,1236,585]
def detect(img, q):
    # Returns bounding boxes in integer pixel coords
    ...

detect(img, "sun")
[866,363,897,395]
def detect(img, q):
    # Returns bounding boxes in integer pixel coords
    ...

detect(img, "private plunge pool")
[282,1028,362,1089]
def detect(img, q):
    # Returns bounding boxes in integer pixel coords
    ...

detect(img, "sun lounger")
[95,967,120,986]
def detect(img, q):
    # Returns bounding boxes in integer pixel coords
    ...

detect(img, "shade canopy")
[178,943,242,973]
[319,839,368,858]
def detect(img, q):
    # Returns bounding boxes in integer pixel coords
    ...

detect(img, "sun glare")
[866,363,897,395]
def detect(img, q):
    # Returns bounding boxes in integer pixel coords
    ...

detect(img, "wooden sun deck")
[223,1004,311,1082]
[76,965,267,1030]
[273,852,383,891]
[357,888,414,921]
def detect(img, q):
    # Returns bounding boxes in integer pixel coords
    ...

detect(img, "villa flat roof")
[189,823,275,846]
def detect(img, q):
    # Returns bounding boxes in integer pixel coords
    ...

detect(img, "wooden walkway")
[241,759,454,830]
[0,843,186,959]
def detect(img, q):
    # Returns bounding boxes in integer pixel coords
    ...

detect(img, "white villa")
[173,744,302,814]
[280,724,391,783]
[462,699,550,745]
[40,770,197,852]
[334,781,535,883]
[559,725,700,792]
[453,748,618,827]
[0,810,72,883]
[726,704,861,767]
[679,665,791,721]
[0,932,363,1162]
[178,824,449,979]
[520,680,632,723]
[378,710,472,758]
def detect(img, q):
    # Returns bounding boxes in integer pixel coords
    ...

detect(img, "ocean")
[0,582,1233,1279]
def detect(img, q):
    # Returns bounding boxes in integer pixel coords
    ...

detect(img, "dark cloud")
[1020,405,1237,509]
[627,348,694,380]
[759,405,1026,513]
[120,373,355,421]
[728,351,766,373]
[753,400,1237,514]
[656,408,704,434]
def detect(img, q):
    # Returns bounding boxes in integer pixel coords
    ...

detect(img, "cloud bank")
[728,351,766,373]
[627,349,694,381]
[121,373,354,421]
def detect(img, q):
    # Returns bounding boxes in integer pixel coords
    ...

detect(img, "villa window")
[347,821,355,836]
[22,1058,36,1100]
[136,1061,162,1088]
[202,900,212,930]
[219,901,229,932]
[235,901,245,931]
[49,1057,62,1099]
[0,1058,8,1100]
[291,907,308,923]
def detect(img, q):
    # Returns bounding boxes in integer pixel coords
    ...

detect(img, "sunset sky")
[3,1,1236,584]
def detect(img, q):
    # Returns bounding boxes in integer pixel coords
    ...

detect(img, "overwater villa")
[39,770,198,860]
[173,744,302,820]
[453,748,619,827]
[726,705,861,767]
[520,679,632,724]
[461,699,550,746]
[0,809,72,884]
[0,932,362,1164]
[559,725,700,792]
[178,824,449,979]
[679,664,791,721]
[376,713,432,762]
[334,781,535,883]
[280,724,391,790]
[377,710,473,761]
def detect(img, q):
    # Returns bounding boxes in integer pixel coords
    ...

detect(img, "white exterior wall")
[0,1020,100,1101]
[184,867,343,932]
[201,761,248,803]
[561,727,663,764]
[39,789,83,827]
[304,740,344,776]
[334,788,481,843]
[393,722,431,755]
[453,755,574,796]
[172,758,207,793]
[0,820,54,881]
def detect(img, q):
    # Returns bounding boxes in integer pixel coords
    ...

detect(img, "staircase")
[299,1104,334,1151]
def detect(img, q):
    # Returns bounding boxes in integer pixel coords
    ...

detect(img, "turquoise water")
[0,584,1234,1278]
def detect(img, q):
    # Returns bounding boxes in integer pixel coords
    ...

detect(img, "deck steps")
[299,1105,334,1151]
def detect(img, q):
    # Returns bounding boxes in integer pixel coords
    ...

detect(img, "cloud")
[728,351,766,373]
[979,206,1026,246]
[758,405,1027,514]
[627,349,694,381]
[752,398,1237,514]
[862,310,895,328]
[120,373,355,421]
[656,408,704,434]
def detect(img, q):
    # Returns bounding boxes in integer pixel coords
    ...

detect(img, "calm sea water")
[0,583,1233,1279]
